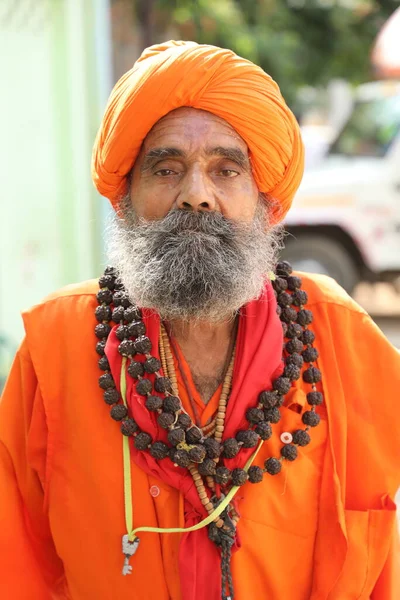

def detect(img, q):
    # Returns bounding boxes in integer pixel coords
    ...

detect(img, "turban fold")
[92,40,304,222]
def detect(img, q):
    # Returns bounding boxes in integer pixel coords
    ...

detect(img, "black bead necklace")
[95,262,323,600]
[95,261,323,488]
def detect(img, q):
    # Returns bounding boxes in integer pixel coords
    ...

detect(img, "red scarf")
[106,282,283,600]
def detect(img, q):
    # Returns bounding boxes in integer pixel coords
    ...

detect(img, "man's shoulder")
[20,280,103,383]
[296,271,366,316]
[43,279,99,302]
[22,279,100,322]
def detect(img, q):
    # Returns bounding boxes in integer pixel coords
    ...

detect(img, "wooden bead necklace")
[159,322,236,522]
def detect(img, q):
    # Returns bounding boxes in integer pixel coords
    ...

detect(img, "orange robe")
[0,273,399,599]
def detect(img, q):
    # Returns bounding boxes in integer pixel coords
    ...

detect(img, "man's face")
[129,107,259,222]
[107,107,282,322]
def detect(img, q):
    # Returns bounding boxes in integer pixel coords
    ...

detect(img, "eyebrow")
[205,146,249,170]
[140,145,250,172]
[140,147,184,172]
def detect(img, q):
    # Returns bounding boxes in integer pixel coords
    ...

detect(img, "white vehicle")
[282,80,400,293]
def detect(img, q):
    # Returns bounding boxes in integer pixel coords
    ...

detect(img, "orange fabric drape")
[0,273,399,599]
[169,337,223,429]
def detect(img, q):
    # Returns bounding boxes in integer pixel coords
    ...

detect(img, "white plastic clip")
[121,534,140,576]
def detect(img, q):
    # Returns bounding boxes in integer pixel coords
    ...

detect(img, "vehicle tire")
[280,234,360,294]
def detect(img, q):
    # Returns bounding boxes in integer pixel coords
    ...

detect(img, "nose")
[176,167,216,212]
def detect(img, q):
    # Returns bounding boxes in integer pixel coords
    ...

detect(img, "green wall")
[0,0,111,388]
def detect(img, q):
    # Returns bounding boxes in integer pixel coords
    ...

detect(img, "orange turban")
[92,40,304,222]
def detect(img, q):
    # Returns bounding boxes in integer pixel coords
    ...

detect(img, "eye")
[154,169,176,177]
[218,169,239,178]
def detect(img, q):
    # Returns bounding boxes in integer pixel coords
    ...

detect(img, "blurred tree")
[136,0,155,48]
[127,0,399,105]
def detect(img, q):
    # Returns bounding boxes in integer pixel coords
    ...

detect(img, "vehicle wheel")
[280,234,360,294]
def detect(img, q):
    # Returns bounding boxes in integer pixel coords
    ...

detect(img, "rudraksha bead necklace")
[95,261,323,599]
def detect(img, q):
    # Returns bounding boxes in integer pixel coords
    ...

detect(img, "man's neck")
[168,317,236,346]
[167,316,237,403]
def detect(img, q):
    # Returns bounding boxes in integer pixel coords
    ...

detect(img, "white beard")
[106,199,283,323]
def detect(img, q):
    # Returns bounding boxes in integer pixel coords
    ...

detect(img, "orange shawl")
[0,273,399,599]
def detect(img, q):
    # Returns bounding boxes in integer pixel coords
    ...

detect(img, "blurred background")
[1,0,400,391]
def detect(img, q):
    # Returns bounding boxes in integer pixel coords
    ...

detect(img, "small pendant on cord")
[121,534,140,575]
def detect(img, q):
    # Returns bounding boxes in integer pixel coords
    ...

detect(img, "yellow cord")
[121,358,134,535]
[120,357,265,542]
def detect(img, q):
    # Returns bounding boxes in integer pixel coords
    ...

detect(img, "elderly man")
[0,41,399,600]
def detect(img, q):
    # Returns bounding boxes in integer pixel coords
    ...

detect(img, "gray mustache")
[135,209,239,238]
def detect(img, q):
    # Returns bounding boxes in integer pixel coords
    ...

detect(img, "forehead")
[142,107,248,152]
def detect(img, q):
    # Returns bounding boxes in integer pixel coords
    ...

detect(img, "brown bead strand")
[159,325,235,444]
[188,464,224,527]
[202,356,235,440]
[160,325,235,528]
[160,324,179,396]
[205,475,216,492]
[160,324,235,442]
[203,420,217,438]
[231,509,240,527]
[158,329,169,385]
[205,351,236,489]
[160,328,217,498]
[214,353,235,443]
